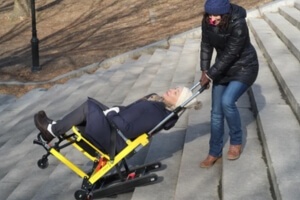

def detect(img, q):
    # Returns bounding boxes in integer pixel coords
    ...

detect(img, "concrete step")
[0,88,46,134]
[296,0,300,9]
[247,1,300,199]
[172,38,199,86]
[219,31,274,200]
[150,46,182,88]
[250,36,300,200]
[175,80,223,200]
[279,5,300,30]
[0,94,16,112]
[264,9,300,61]
[121,52,165,105]
[248,14,300,122]
[131,128,186,200]
[2,1,300,200]
[222,95,272,200]
[104,60,147,105]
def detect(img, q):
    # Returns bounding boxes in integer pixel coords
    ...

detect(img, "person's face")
[162,87,183,106]
[208,14,222,26]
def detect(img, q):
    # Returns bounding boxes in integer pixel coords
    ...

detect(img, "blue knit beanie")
[204,0,230,15]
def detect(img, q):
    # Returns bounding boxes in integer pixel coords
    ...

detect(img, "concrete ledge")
[247,0,296,18]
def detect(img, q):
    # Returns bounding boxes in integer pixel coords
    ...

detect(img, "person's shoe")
[199,155,220,168]
[227,145,242,160]
[34,111,55,143]
[38,110,53,124]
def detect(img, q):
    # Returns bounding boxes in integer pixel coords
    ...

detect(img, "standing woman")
[199,0,259,168]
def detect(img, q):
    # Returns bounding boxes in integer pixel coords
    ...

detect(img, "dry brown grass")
[0,0,271,96]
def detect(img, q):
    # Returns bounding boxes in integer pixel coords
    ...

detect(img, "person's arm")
[200,24,214,72]
[200,23,213,87]
[207,19,249,80]
[105,102,146,135]
[105,101,166,139]
[103,93,157,115]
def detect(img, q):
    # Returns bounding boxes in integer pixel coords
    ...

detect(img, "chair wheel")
[37,158,48,169]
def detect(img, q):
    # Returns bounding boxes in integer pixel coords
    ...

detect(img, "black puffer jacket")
[200,4,259,86]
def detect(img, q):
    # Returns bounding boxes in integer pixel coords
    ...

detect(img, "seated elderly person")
[34,86,198,153]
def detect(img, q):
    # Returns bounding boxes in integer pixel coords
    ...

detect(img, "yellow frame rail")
[49,126,150,183]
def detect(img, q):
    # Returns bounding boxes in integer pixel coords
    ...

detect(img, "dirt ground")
[0,0,271,97]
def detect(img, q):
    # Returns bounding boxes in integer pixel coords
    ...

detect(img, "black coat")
[200,4,259,86]
[85,96,176,153]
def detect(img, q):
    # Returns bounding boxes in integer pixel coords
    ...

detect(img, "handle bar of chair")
[178,82,208,110]
[148,82,208,136]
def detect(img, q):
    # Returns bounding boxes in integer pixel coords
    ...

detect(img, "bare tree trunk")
[13,0,31,19]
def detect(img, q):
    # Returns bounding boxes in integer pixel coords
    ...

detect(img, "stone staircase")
[0,0,299,199]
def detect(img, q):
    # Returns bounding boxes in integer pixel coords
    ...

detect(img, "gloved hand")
[103,107,120,116]
[200,71,211,89]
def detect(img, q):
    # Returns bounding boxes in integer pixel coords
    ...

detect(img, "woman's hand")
[200,71,211,89]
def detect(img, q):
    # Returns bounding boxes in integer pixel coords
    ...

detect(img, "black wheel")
[153,162,161,169]
[37,158,49,169]
[74,190,90,200]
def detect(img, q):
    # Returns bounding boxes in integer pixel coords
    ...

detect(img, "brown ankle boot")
[227,145,242,160]
[199,155,220,168]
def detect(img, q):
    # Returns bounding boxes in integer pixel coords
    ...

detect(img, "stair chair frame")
[33,82,206,199]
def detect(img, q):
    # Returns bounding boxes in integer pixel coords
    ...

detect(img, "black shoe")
[34,110,55,143]
[38,110,53,124]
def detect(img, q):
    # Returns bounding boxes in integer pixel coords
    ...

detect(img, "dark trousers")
[52,101,89,136]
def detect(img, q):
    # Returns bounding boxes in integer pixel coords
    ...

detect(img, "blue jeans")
[209,81,249,157]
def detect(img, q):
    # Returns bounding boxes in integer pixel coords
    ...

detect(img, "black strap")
[108,121,117,161]
[107,119,129,161]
